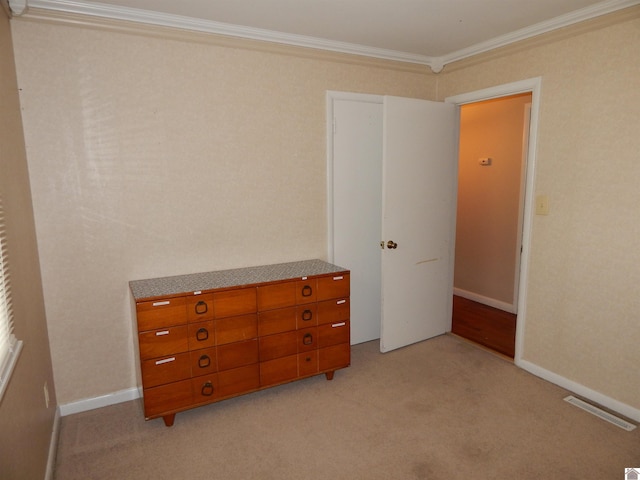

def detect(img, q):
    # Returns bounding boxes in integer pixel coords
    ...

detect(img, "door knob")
[387,240,398,249]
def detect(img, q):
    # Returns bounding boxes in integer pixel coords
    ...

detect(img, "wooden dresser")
[129,259,350,426]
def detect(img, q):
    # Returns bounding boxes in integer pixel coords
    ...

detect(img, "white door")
[380,96,458,352]
[331,98,383,344]
[328,92,457,353]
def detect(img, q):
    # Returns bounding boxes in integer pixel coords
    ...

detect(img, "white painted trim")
[44,407,60,480]
[445,76,543,368]
[24,0,639,73]
[59,386,140,416]
[7,0,27,16]
[519,359,640,423]
[453,287,516,314]
[26,0,433,65]
[438,0,640,66]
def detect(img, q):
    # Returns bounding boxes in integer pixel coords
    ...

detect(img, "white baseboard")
[517,358,640,424]
[44,407,60,480]
[453,287,516,313]
[59,387,141,417]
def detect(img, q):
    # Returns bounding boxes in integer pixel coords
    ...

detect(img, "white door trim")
[445,76,542,366]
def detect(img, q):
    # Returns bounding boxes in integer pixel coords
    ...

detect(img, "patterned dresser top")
[129,259,348,301]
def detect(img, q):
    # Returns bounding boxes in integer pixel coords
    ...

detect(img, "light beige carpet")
[54,335,639,479]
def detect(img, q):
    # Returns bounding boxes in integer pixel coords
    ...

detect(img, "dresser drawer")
[216,314,258,345]
[318,320,350,348]
[141,352,191,388]
[217,364,260,398]
[259,331,297,361]
[317,298,349,325]
[188,321,215,350]
[138,325,189,360]
[217,339,259,371]
[319,343,350,372]
[136,297,187,331]
[257,281,296,311]
[296,304,317,328]
[143,379,193,418]
[214,288,257,318]
[258,306,296,336]
[186,294,214,322]
[317,273,350,301]
[298,351,318,377]
[190,347,217,376]
[260,355,298,386]
[192,373,219,404]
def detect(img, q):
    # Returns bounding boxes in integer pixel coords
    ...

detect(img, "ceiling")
[14,0,639,71]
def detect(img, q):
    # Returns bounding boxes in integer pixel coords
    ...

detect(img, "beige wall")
[10,13,436,405]
[440,6,640,411]
[455,93,531,307]
[8,4,640,422]
[0,8,57,480]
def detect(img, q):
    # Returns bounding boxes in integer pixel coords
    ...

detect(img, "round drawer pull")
[195,301,208,315]
[196,328,209,341]
[198,355,211,368]
[302,309,313,321]
[301,285,313,297]
[201,381,214,396]
[303,333,313,345]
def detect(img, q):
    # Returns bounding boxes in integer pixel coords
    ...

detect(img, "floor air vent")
[564,395,637,431]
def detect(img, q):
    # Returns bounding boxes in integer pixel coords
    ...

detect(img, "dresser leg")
[325,371,335,381]
[162,414,176,427]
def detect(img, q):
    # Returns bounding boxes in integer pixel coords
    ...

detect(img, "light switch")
[536,195,550,215]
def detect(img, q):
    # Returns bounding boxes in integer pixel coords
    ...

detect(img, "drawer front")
[192,373,219,404]
[214,288,257,318]
[138,325,189,360]
[260,355,298,386]
[317,273,350,301]
[217,364,260,398]
[143,379,193,418]
[319,343,350,372]
[297,327,318,353]
[257,282,296,311]
[317,298,350,325]
[188,321,215,350]
[259,331,297,362]
[296,279,317,304]
[318,320,350,348]
[216,314,258,345]
[136,297,187,331]
[296,304,317,329]
[141,352,191,388]
[186,294,214,322]
[190,347,217,376]
[217,339,259,371]
[258,307,296,336]
[298,351,318,377]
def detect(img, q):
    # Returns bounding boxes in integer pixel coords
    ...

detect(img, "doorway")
[450,93,532,358]
[327,78,541,364]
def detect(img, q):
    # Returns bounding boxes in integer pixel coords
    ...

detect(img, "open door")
[380,96,458,352]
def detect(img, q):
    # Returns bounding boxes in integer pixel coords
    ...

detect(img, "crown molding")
[25,0,436,67]
[439,0,640,66]
[21,0,640,73]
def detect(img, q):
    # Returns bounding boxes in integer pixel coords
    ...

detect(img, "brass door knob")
[387,240,398,249]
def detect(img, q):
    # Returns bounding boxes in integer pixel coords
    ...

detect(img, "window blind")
[0,196,22,400]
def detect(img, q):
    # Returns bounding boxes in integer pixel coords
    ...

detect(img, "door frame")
[445,77,542,366]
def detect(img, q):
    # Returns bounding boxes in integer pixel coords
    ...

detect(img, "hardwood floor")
[451,295,516,358]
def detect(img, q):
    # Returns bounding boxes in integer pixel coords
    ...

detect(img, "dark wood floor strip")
[451,295,516,358]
